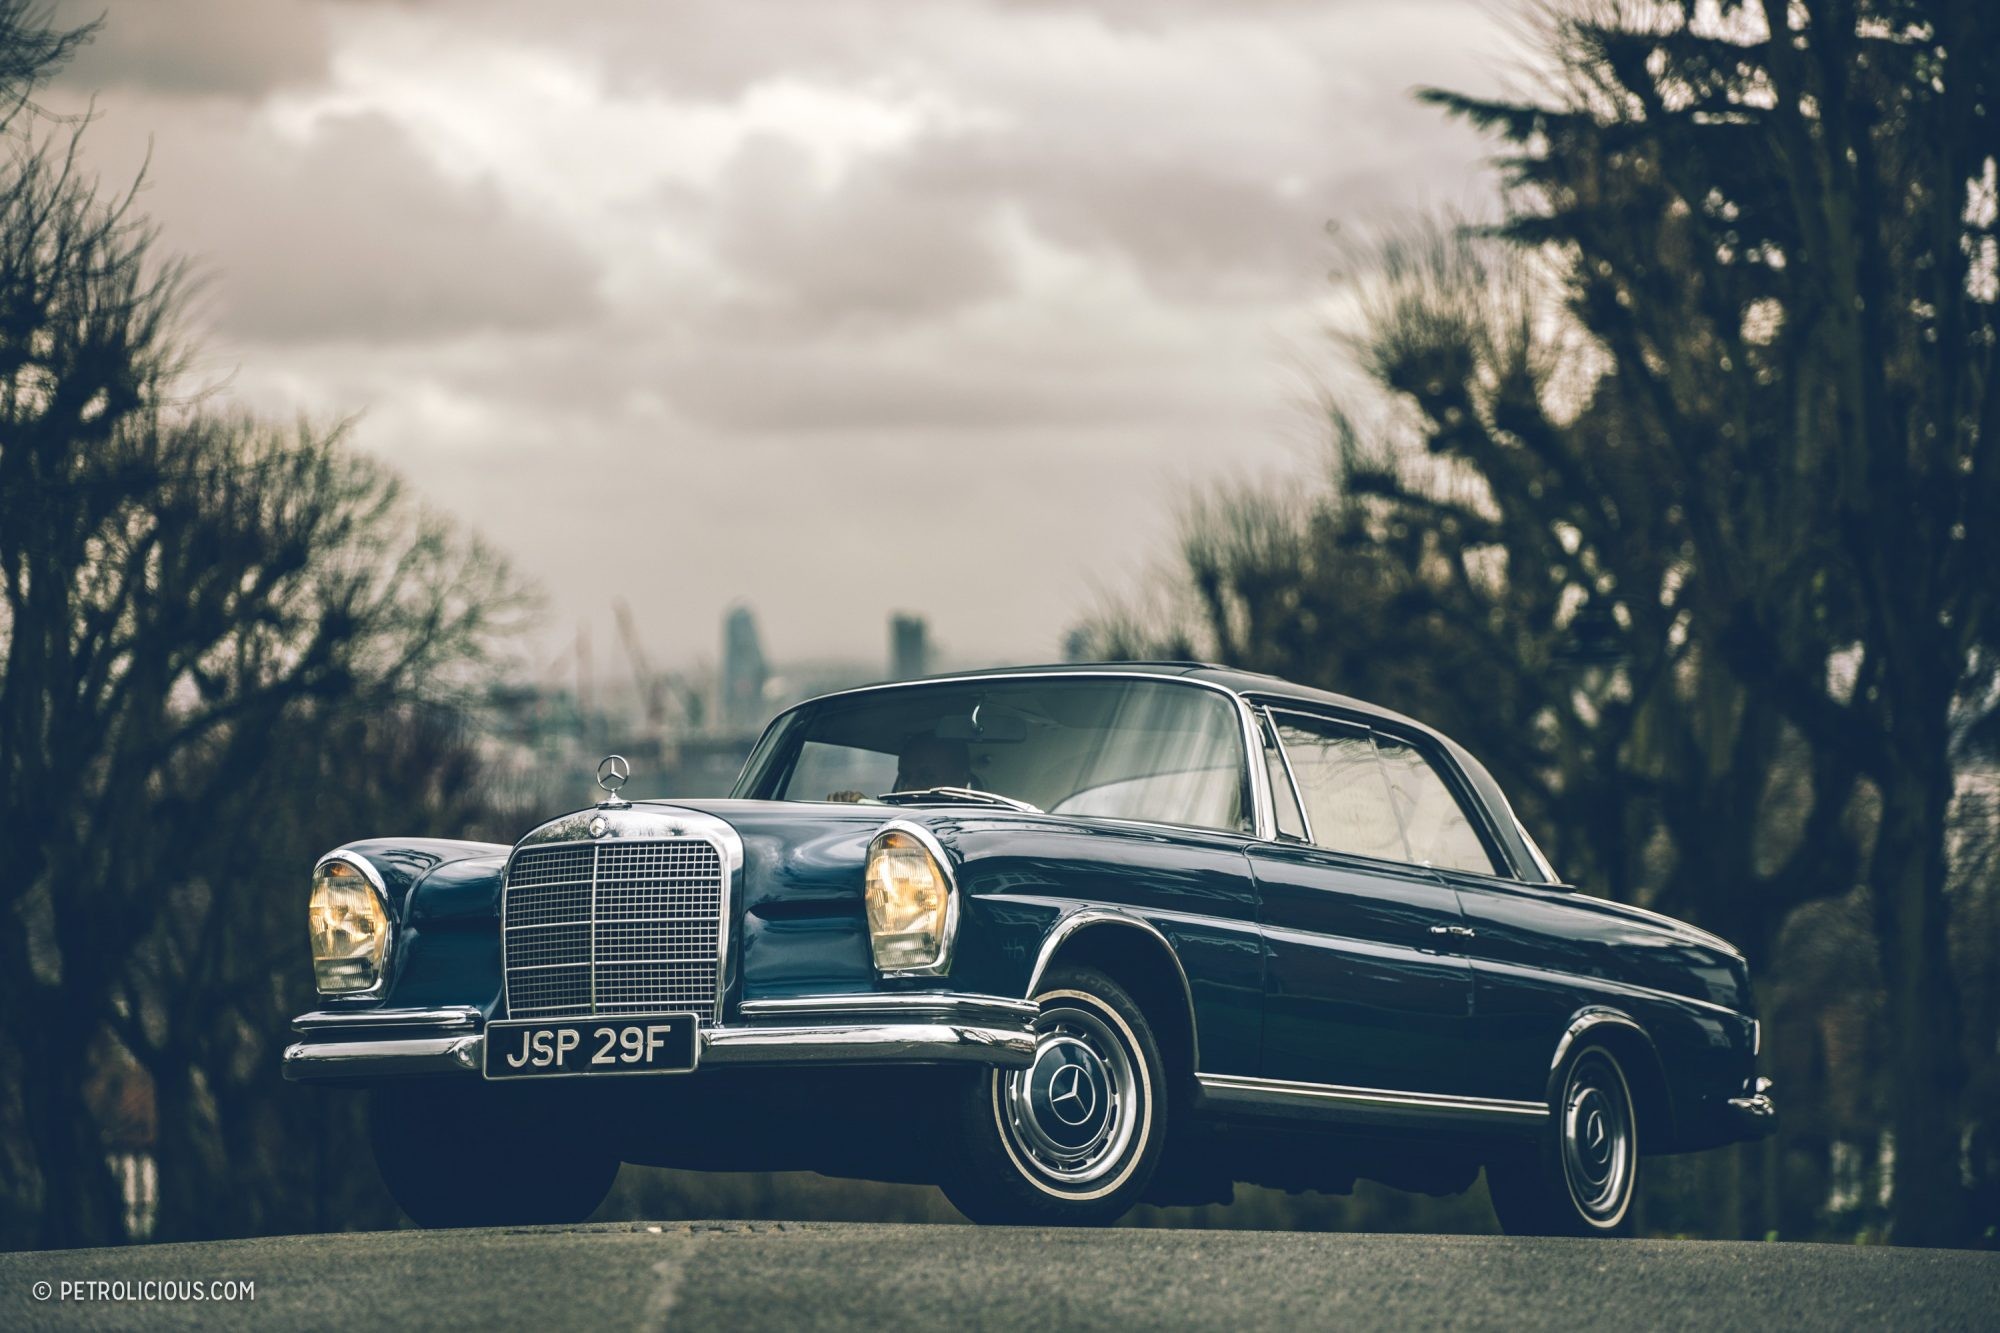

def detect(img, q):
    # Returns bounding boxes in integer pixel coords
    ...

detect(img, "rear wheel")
[1486,1043,1639,1237]
[941,964,1168,1225]
[369,1085,620,1228]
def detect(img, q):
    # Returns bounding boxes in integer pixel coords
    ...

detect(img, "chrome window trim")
[1503,802,1561,885]
[1253,695,1519,878]
[501,804,744,1023]
[868,818,961,979]
[1194,1072,1547,1122]
[312,849,396,1000]
[1262,706,1409,862]
[1256,704,1314,844]
[738,669,1273,842]
[1232,688,1276,841]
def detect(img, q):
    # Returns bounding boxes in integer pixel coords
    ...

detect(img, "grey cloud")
[278,0,1501,325]
[145,111,601,344]
[618,1,1497,310]
[649,341,1239,436]
[327,313,1249,440]
[52,0,332,99]
[708,134,1010,325]
[59,0,1512,662]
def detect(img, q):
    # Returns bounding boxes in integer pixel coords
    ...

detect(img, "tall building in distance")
[889,613,930,681]
[721,604,768,736]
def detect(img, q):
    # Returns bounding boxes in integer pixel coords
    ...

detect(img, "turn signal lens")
[308,858,391,994]
[864,829,953,972]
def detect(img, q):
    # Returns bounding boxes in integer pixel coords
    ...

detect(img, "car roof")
[781,661,1551,884]
[806,660,1441,742]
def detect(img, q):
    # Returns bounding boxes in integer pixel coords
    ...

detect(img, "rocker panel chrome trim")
[1194,1072,1548,1126]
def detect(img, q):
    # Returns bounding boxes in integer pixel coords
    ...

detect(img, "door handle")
[1428,924,1477,938]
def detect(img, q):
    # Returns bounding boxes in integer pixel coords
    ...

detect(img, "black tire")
[941,964,1169,1226]
[369,1085,620,1229]
[1486,1043,1640,1237]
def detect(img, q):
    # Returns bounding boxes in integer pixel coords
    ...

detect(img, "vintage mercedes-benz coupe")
[287,664,1773,1234]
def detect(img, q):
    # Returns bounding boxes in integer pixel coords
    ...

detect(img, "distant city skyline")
[43,0,1518,667]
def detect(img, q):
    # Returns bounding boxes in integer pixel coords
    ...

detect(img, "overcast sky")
[44,0,1516,674]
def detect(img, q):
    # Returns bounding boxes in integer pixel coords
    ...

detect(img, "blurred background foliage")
[2,0,1995,1250]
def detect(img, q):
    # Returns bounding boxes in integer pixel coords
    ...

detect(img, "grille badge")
[589,816,608,838]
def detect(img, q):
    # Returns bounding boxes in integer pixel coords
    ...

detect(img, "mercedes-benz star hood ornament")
[596,754,631,807]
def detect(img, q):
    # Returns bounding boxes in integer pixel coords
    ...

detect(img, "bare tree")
[1418,0,1999,1244]
[0,42,523,1246]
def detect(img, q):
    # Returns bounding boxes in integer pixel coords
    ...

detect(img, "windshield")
[738,677,1252,834]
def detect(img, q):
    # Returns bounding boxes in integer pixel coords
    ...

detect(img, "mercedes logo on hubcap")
[1046,1062,1097,1126]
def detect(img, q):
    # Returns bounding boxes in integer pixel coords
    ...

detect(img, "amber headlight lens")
[308,859,391,993]
[864,829,954,972]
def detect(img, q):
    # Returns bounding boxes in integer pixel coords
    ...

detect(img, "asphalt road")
[3,1222,1996,1331]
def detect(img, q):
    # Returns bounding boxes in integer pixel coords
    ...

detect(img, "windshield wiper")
[876,786,1043,814]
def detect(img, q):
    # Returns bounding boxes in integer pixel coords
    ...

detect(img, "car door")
[1365,731,1553,1100]
[1247,708,1477,1096]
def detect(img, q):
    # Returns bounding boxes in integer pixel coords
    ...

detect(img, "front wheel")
[1486,1043,1640,1236]
[941,964,1168,1225]
[369,1085,620,1229]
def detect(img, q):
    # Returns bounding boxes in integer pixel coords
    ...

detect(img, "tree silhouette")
[0,10,524,1246]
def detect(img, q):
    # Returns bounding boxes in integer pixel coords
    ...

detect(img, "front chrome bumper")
[282,994,1039,1084]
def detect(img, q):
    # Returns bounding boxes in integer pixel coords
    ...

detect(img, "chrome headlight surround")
[863,821,958,976]
[308,851,394,996]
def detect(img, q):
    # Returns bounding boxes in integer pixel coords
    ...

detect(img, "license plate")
[483,1014,700,1079]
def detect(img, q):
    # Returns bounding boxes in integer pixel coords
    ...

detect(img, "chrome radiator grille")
[502,839,725,1019]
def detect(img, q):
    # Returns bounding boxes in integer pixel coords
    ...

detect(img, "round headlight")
[863,828,955,973]
[308,857,391,994]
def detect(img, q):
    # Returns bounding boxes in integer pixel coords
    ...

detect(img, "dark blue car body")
[288,664,1772,1214]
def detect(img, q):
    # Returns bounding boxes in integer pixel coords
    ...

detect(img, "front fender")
[329,838,509,1012]
[333,837,509,920]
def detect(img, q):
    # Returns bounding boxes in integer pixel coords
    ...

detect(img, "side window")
[1372,735,1499,875]
[1272,715,1404,861]
[1258,713,1308,841]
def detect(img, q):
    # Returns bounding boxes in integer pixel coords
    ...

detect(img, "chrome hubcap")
[999,1000,1140,1189]
[1561,1053,1634,1224]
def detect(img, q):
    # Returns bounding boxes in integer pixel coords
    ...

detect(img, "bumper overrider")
[282,993,1040,1084]
[1726,1076,1778,1137]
